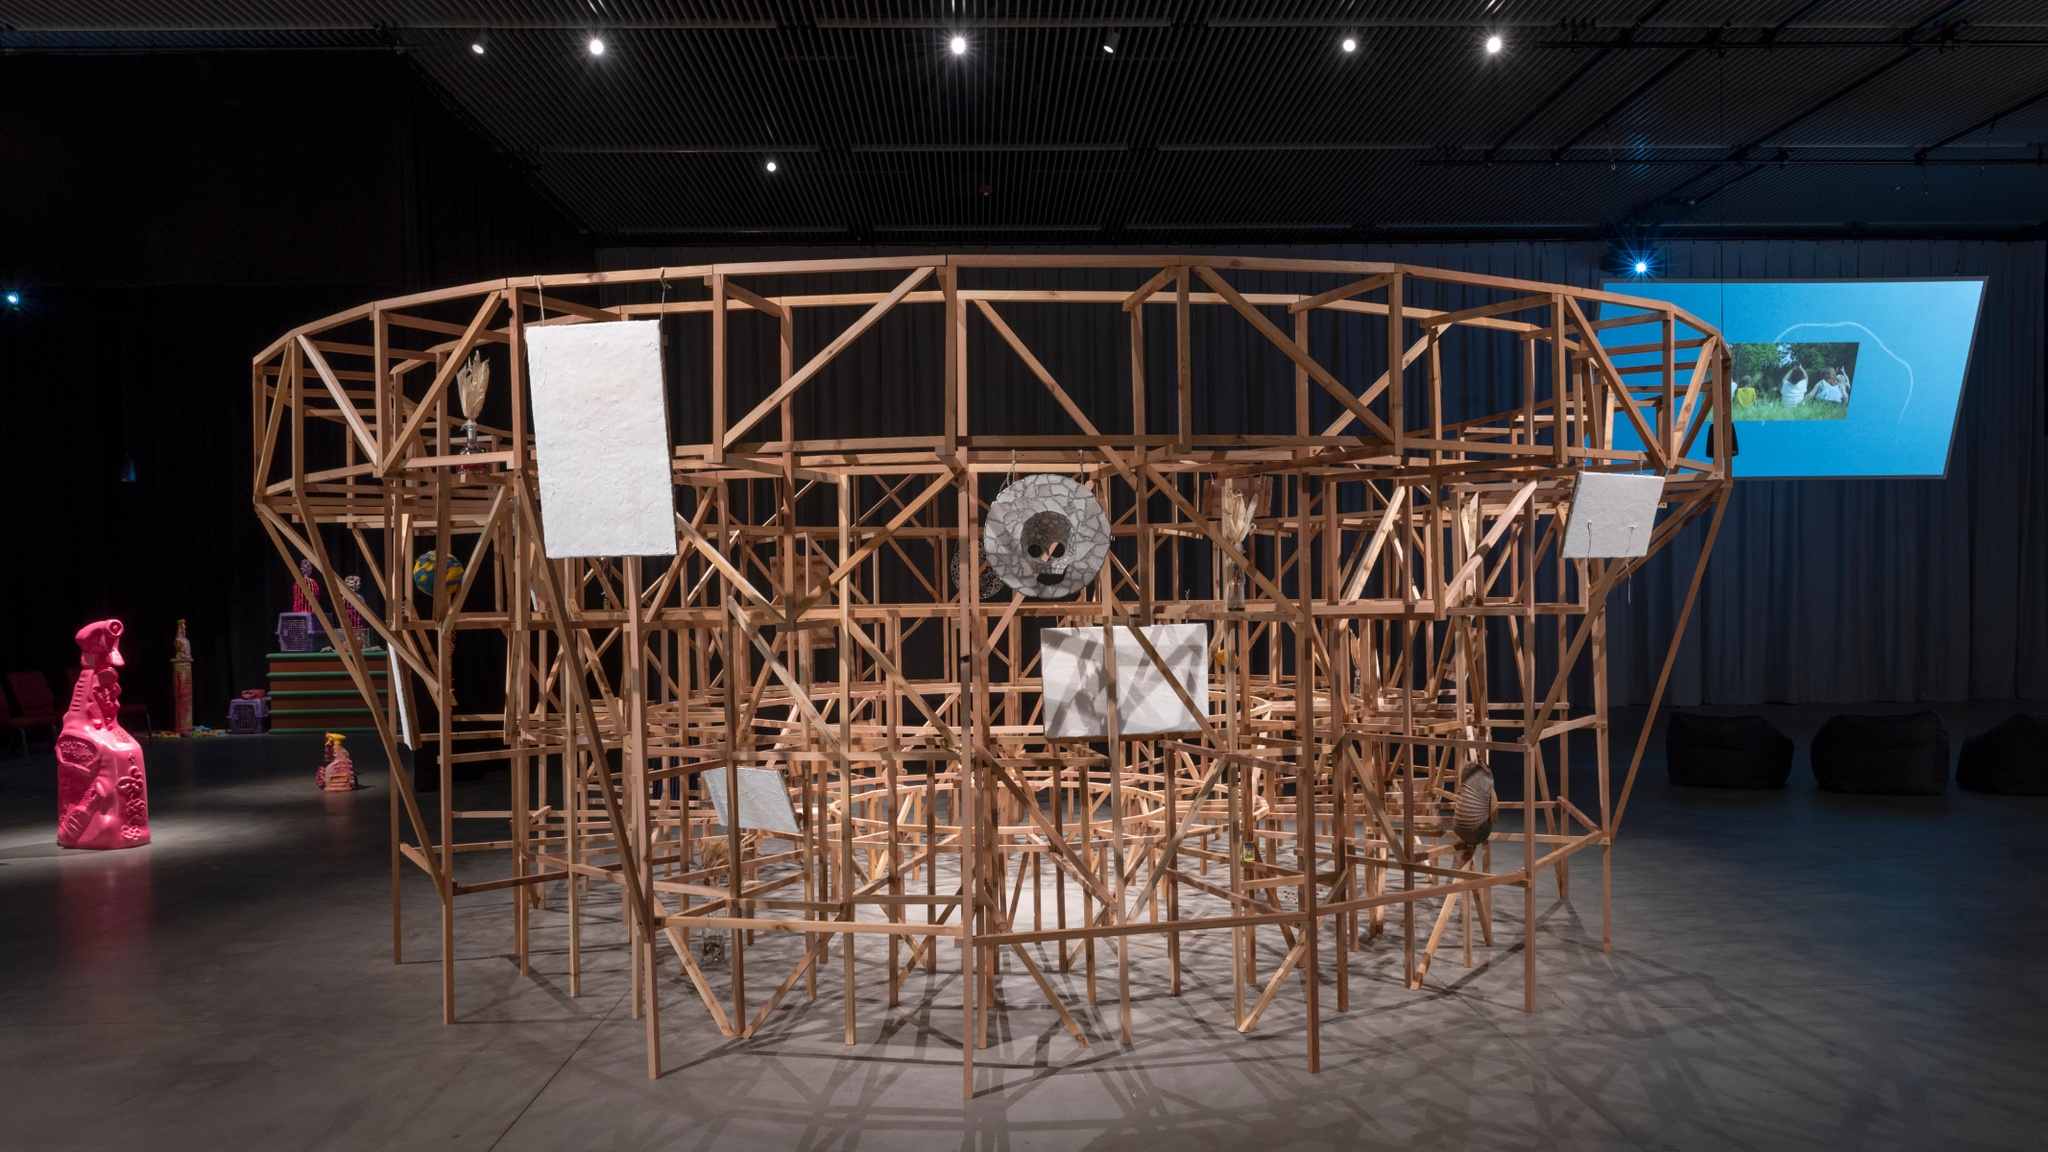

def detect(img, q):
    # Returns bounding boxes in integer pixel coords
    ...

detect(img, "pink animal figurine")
[56,620,150,849]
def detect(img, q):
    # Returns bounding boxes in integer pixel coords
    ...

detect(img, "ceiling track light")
[1341,35,1357,53]
[1102,30,1119,54]
[470,40,485,55]
[1611,244,1658,279]
[1485,34,1504,55]
[949,34,967,56]
[588,35,606,57]
[765,159,778,172]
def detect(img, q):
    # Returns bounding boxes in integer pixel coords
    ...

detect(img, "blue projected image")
[1595,278,1985,479]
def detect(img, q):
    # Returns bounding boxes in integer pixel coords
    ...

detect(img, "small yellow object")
[1241,843,1259,864]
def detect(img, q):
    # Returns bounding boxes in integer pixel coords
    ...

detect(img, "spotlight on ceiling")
[1102,30,1119,54]
[470,40,485,55]
[1612,245,1658,279]
[1485,34,1504,55]
[950,34,967,56]
[765,159,778,173]
[3,291,18,307]
[588,36,606,56]
[1341,36,1357,53]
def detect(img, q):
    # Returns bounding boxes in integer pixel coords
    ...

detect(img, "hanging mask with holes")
[981,474,1112,599]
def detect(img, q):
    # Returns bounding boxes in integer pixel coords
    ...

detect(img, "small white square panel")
[525,320,678,558]
[701,767,801,836]
[1040,624,1209,739]
[1562,472,1665,558]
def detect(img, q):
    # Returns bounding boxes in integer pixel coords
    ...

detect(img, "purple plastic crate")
[227,698,265,734]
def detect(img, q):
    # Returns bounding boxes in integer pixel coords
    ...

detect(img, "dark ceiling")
[10,2,2048,243]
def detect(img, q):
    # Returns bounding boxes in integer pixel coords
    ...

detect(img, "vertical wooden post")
[1175,268,1192,453]
[839,479,857,1045]
[709,273,727,464]
[1660,311,1677,459]
[943,263,962,459]
[1550,297,1569,467]
[1099,563,1132,1046]
[436,622,455,1025]
[625,556,662,1076]
[957,478,977,1098]
[1387,273,1405,453]
[1298,475,1320,1073]
[1521,478,1540,1013]
[1129,302,1147,438]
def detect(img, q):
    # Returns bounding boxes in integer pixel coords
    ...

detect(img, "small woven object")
[1452,761,1495,847]
[952,552,1008,601]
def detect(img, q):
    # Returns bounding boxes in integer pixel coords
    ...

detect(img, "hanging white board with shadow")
[1039,623,1209,739]
[701,767,802,836]
[1562,472,1665,559]
[524,320,678,559]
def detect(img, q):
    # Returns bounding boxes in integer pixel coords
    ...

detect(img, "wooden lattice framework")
[251,256,1731,1095]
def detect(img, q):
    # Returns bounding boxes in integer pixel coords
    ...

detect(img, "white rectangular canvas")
[1040,624,1209,739]
[1562,472,1665,558]
[701,767,801,836]
[525,320,678,558]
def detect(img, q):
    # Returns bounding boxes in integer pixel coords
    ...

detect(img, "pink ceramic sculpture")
[56,620,150,849]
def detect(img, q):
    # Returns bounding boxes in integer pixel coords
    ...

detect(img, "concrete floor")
[1,702,2045,1151]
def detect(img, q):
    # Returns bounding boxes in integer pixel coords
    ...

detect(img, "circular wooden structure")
[251,255,1731,1093]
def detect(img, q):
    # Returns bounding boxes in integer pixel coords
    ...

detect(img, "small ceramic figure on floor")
[171,618,194,736]
[316,732,357,792]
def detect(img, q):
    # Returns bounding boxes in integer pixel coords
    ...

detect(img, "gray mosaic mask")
[981,474,1112,600]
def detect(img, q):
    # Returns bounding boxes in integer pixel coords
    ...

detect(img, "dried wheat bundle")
[456,352,490,422]
[1220,483,1255,547]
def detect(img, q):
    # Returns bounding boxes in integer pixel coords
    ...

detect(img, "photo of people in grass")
[1729,341,1859,421]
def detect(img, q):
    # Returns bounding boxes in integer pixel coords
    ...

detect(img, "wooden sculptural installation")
[57,619,150,849]
[250,256,1731,1093]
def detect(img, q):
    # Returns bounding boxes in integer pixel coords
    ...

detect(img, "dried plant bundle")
[457,352,490,422]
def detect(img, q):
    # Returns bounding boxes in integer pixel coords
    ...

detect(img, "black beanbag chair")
[1811,711,1949,795]
[1665,712,1793,789]
[1957,713,2048,794]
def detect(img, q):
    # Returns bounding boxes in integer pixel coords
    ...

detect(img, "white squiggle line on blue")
[1770,321,1915,421]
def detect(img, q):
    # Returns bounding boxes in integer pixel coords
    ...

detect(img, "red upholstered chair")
[3,671,63,757]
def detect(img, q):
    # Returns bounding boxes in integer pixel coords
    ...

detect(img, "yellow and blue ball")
[412,551,464,597]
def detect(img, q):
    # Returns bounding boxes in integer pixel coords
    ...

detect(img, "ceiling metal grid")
[9,1,2048,239]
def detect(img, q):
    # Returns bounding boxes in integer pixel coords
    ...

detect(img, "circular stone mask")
[982,474,1112,599]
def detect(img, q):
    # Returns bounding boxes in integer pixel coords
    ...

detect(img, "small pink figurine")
[316,732,357,791]
[291,559,321,615]
[343,575,364,641]
[56,620,150,849]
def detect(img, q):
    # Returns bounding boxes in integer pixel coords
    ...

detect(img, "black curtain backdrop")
[0,52,589,726]
[4,44,2039,726]
[606,239,2048,706]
